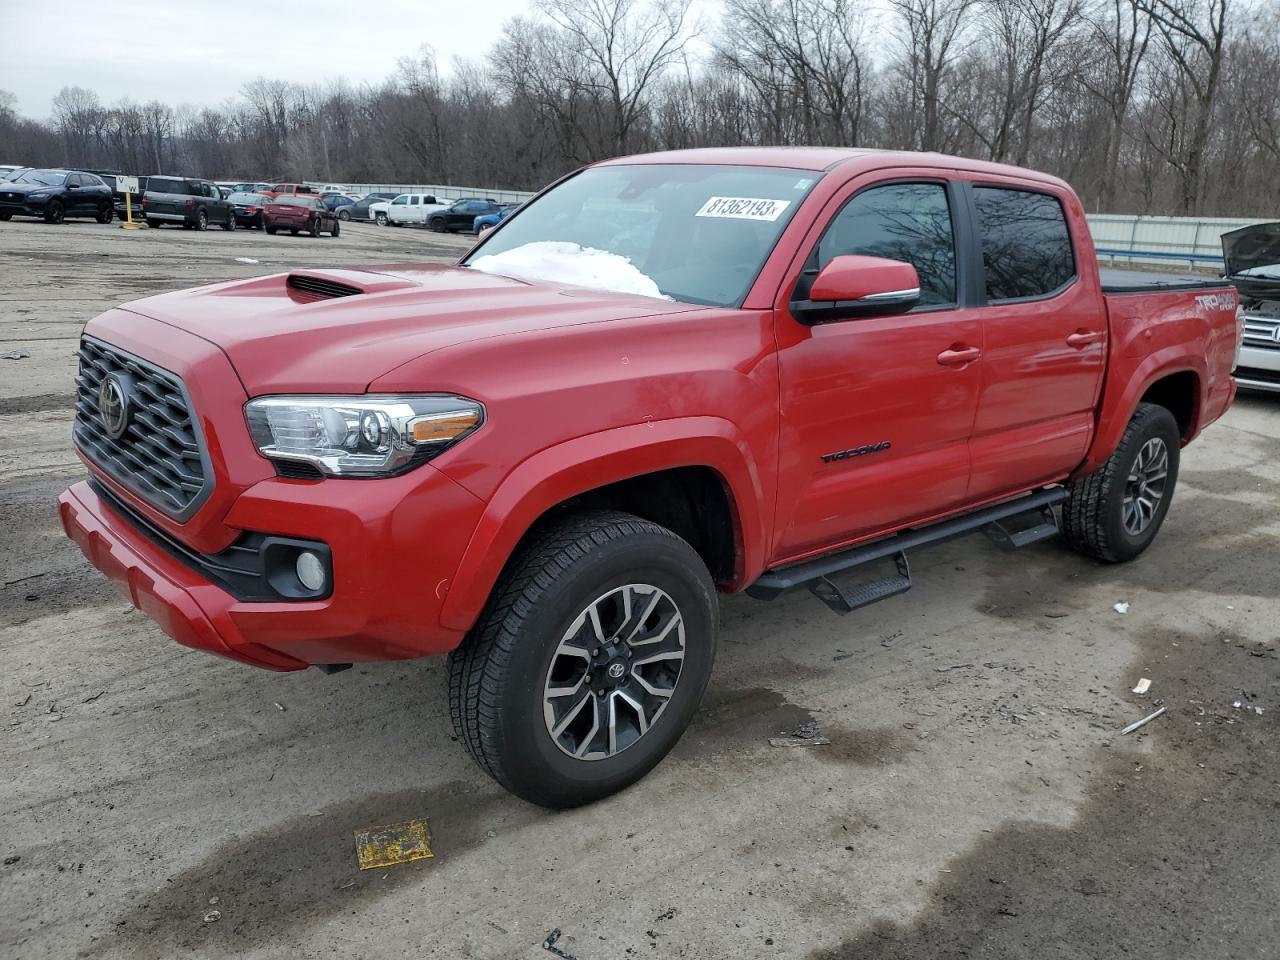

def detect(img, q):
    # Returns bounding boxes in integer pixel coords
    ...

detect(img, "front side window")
[392,195,406,205]
[973,187,1075,301]
[816,182,957,307]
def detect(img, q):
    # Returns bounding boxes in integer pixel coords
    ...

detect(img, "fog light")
[295,551,326,592]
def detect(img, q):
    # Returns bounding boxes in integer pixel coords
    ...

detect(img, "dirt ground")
[1,217,1277,960]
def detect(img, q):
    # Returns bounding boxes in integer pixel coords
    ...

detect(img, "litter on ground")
[1113,602,1130,614]
[234,257,260,264]
[354,818,434,870]
[1132,678,1151,694]
[1120,706,1167,735]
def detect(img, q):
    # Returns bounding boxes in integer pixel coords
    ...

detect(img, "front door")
[960,181,1105,499]
[772,177,983,561]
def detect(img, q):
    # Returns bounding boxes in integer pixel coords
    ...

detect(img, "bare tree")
[887,0,978,152]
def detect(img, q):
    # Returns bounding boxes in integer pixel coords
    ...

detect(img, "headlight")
[26,191,51,200]
[245,395,484,477]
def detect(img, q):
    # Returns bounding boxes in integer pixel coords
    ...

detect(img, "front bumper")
[59,460,486,670]
[1236,343,1280,393]
[0,197,46,216]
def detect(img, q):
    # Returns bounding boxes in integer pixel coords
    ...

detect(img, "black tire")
[257,213,266,230]
[44,200,64,224]
[309,219,321,237]
[374,212,387,226]
[96,203,114,224]
[266,226,277,235]
[447,510,718,809]
[338,209,350,221]
[221,212,235,231]
[194,208,208,231]
[0,212,11,221]
[429,216,444,232]
[1062,402,1181,563]
[331,219,340,237]
[290,228,298,235]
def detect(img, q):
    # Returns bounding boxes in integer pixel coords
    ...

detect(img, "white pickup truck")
[385,193,449,227]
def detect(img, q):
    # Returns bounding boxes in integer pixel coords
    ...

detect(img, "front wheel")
[448,511,717,809]
[44,200,65,224]
[265,225,277,235]
[1062,402,1181,563]
[374,212,387,225]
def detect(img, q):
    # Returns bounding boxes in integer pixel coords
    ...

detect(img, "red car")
[59,148,1239,808]
[263,196,339,237]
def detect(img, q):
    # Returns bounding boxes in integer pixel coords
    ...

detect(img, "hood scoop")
[287,273,365,302]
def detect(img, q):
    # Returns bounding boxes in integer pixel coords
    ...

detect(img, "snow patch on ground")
[469,241,666,299]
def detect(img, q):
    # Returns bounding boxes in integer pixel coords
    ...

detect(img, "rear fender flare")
[1075,350,1205,477]
[438,417,768,632]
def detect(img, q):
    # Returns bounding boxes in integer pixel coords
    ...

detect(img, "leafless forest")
[1,0,1276,216]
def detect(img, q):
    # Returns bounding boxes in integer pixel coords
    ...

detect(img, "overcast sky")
[0,0,534,118]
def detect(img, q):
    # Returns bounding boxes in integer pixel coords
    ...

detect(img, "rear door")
[772,175,984,560]
[960,182,1105,500]
[66,173,91,214]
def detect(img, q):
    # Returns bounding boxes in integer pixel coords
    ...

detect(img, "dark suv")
[427,198,502,233]
[140,176,235,230]
[0,169,114,224]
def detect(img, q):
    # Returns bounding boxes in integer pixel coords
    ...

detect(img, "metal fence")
[1085,214,1273,271]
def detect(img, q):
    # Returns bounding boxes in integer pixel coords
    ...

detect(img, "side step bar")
[746,488,1068,614]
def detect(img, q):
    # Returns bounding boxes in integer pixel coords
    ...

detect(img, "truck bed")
[1098,268,1228,295]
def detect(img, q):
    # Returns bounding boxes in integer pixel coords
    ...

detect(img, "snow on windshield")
[469,241,667,299]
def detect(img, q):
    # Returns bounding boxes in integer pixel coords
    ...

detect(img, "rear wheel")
[429,216,445,232]
[331,219,340,237]
[266,225,277,235]
[194,208,208,231]
[338,209,351,221]
[221,212,235,231]
[44,200,64,224]
[310,219,321,237]
[1062,402,1181,563]
[146,219,161,229]
[257,213,266,230]
[447,510,717,808]
[96,203,114,224]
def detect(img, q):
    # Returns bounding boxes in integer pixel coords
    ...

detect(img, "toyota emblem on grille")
[98,374,130,439]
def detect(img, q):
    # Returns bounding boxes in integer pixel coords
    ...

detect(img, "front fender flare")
[438,417,769,632]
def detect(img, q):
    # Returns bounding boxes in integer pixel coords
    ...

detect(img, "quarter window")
[817,183,957,307]
[973,187,1075,301]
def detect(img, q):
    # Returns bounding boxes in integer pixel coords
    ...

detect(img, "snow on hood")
[469,241,667,299]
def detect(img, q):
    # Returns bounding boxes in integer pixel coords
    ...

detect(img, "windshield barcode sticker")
[695,197,791,222]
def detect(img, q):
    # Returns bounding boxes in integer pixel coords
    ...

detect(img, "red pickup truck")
[59,148,1240,807]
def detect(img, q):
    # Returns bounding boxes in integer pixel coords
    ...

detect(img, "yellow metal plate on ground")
[354,819,434,870]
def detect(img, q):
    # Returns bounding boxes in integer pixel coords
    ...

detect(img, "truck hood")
[117,264,699,394]
[1221,222,1280,281]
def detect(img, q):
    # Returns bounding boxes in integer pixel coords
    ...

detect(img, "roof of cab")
[595,146,1066,188]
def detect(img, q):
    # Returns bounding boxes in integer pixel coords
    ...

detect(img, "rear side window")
[148,178,180,193]
[973,187,1075,301]
[817,182,957,307]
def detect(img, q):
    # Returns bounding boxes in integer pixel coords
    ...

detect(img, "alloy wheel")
[542,583,686,761]
[1122,437,1169,535]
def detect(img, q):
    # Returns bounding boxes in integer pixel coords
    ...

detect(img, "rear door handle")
[937,346,981,366]
[1066,329,1104,348]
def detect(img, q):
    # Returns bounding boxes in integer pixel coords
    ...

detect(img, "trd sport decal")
[821,441,892,463]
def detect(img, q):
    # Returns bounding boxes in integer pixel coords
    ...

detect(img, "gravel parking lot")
[2,218,1278,960]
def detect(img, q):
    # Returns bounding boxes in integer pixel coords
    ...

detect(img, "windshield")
[16,170,68,186]
[464,164,819,306]
[229,192,267,203]
[273,196,312,207]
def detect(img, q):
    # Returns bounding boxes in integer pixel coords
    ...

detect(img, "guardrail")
[310,182,536,204]
[1086,213,1274,272]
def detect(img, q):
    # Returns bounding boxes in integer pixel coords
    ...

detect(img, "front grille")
[74,337,211,521]
[0,192,22,203]
[1242,314,1280,351]
[286,274,362,301]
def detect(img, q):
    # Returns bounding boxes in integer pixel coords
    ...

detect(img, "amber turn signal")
[409,410,482,444]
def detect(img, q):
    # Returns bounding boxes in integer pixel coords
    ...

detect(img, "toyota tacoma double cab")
[59,148,1240,808]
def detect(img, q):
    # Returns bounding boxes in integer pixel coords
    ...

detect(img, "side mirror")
[792,255,921,324]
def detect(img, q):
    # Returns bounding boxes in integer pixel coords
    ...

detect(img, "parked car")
[427,197,502,233]
[139,176,235,230]
[341,192,399,222]
[0,164,24,179]
[473,202,520,234]
[233,182,272,194]
[263,195,340,236]
[1222,222,1280,393]
[385,193,448,226]
[262,182,319,200]
[0,168,114,224]
[227,191,272,229]
[320,193,356,216]
[58,147,1239,810]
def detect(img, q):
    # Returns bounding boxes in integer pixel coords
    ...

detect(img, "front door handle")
[937,345,981,366]
[1066,329,1104,348]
